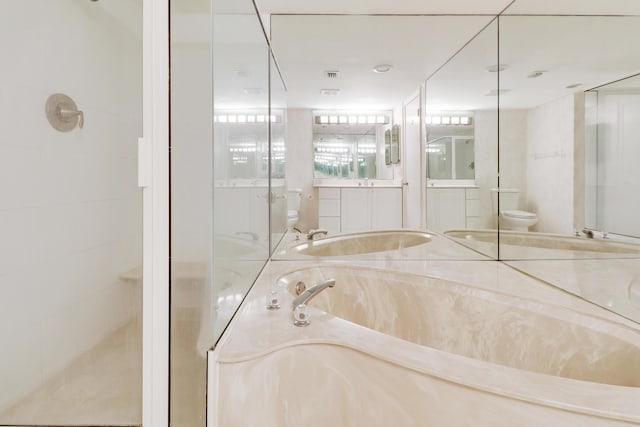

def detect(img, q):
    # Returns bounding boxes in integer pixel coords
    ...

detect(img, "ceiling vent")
[324,71,340,79]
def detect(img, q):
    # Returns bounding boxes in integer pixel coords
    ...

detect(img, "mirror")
[431,12,640,321]
[211,2,272,342]
[270,52,288,253]
[585,73,640,238]
[425,19,499,236]
[268,9,640,322]
[270,14,496,261]
[384,129,392,165]
[390,124,400,164]
[312,111,394,181]
[496,13,640,322]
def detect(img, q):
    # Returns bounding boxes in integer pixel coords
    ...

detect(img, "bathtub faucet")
[291,278,335,326]
[307,229,328,240]
[582,228,594,239]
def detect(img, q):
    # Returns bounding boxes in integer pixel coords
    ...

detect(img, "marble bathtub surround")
[211,260,640,426]
[445,229,640,260]
[505,258,640,323]
[273,229,490,260]
[282,267,640,386]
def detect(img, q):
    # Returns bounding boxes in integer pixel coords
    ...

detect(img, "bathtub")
[210,265,640,426]
[445,229,640,259]
[273,229,487,260]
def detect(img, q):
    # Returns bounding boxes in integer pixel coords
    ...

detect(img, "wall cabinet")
[318,187,402,234]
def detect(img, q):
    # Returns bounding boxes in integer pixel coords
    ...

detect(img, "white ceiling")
[256,0,513,15]
[504,0,640,15]
[270,15,495,110]
[265,0,640,112]
[425,16,640,111]
[257,0,640,16]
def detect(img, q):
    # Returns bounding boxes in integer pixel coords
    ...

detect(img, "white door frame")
[142,0,170,426]
[402,86,426,229]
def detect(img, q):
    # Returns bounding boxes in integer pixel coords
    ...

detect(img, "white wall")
[499,110,528,200]
[473,110,499,228]
[0,1,142,410]
[525,94,577,234]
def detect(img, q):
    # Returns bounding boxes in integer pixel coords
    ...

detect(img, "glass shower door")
[0,1,143,425]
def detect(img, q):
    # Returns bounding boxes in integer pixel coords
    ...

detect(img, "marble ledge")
[214,260,640,423]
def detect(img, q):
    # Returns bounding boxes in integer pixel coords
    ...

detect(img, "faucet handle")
[293,304,310,327]
[266,289,280,310]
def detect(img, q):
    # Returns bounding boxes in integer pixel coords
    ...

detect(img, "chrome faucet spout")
[582,228,594,239]
[307,229,328,240]
[291,278,336,312]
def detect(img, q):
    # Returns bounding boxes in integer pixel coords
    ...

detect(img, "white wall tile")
[526,95,575,234]
[0,1,142,411]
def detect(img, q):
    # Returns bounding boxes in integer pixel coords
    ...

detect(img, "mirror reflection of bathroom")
[312,111,394,181]
[424,19,498,236]
[496,14,640,259]
[270,14,497,259]
[269,7,640,322]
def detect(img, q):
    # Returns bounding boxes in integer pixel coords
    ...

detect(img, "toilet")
[287,188,302,229]
[490,188,538,231]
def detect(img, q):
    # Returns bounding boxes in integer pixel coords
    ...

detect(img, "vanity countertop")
[313,178,402,188]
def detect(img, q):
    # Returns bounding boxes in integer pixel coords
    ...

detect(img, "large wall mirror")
[312,110,394,181]
[495,12,640,323]
[424,10,640,322]
[270,14,496,261]
[268,8,640,321]
[211,3,272,340]
[424,19,498,239]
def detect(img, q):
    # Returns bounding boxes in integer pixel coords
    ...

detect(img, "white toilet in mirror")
[287,188,302,229]
[490,188,538,231]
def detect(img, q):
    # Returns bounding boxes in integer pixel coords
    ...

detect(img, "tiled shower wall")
[0,1,142,409]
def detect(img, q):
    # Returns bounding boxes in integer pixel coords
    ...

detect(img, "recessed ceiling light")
[486,64,508,73]
[243,88,264,95]
[320,89,340,96]
[566,83,583,89]
[527,70,546,78]
[485,89,511,96]
[373,64,392,73]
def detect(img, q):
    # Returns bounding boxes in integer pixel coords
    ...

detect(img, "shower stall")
[1,0,284,425]
[0,1,143,425]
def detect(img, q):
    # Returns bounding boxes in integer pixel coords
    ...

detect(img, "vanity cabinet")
[342,188,402,233]
[318,187,402,234]
[426,187,479,232]
[318,188,341,234]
